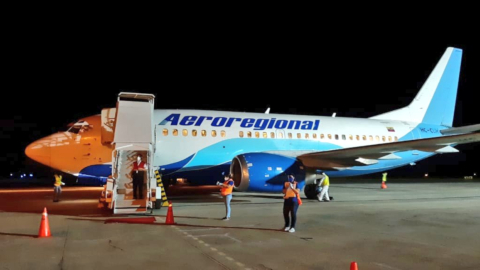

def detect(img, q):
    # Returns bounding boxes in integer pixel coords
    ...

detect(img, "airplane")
[25,47,480,200]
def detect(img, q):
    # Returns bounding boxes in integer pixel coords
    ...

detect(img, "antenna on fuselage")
[265,107,270,114]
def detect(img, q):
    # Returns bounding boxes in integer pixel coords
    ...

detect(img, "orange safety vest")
[220,179,234,196]
[283,181,298,199]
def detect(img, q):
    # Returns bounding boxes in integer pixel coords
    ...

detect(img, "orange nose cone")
[25,139,52,167]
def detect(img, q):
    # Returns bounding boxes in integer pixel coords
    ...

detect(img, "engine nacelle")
[230,153,306,192]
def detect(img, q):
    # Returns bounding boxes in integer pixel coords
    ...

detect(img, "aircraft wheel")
[304,184,318,199]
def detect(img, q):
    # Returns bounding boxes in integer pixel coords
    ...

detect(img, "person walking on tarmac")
[217,173,234,220]
[382,172,388,188]
[53,173,65,202]
[283,175,300,232]
[131,154,147,199]
[317,172,330,202]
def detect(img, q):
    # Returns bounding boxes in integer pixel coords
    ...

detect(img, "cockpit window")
[66,120,91,134]
[68,125,82,134]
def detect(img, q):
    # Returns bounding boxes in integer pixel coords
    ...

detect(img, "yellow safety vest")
[220,179,234,196]
[321,175,330,186]
[283,182,298,198]
[54,175,62,187]
[382,173,387,182]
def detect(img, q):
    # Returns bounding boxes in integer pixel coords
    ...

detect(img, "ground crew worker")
[382,172,388,188]
[317,172,330,202]
[131,154,147,199]
[282,175,300,232]
[217,173,234,220]
[53,173,65,202]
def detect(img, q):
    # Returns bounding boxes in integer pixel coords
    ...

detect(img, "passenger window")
[173,129,178,136]
[270,132,275,138]
[163,128,168,136]
[320,134,325,139]
[369,135,373,141]
[328,134,332,139]
[211,130,217,137]
[263,132,267,138]
[394,136,398,141]
[375,135,379,141]
[356,135,360,140]
[297,133,301,139]
[255,131,260,138]
[239,131,244,138]
[388,136,392,142]
[342,135,346,140]
[182,129,188,136]
[221,130,226,137]
[313,133,317,139]
[349,134,353,140]
[305,133,309,139]
[288,133,292,139]
[335,134,339,140]
[247,131,252,138]
[192,129,197,137]
[201,130,206,137]
[382,136,386,142]
[278,132,284,139]
[362,135,367,140]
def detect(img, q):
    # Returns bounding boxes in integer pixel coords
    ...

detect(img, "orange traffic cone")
[381,181,387,189]
[165,201,175,225]
[38,207,51,238]
[350,261,358,270]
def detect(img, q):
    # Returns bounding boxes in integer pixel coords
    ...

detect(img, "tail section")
[370,47,462,127]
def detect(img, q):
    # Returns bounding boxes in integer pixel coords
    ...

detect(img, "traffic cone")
[38,207,51,238]
[381,181,387,189]
[350,261,358,270]
[165,201,175,225]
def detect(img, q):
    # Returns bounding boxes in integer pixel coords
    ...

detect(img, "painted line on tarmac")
[174,225,250,270]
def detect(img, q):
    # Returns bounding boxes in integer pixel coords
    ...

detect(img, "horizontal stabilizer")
[440,124,480,135]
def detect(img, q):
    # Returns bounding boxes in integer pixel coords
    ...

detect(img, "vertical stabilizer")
[370,47,462,127]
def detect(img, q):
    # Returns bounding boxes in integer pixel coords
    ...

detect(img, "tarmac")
[1,178,479,270]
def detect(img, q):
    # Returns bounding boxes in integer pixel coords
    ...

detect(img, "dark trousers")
[283,199,299,228]
[132,171,145,199]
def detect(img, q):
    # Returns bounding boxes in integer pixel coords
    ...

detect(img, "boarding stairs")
[103,92,161,214]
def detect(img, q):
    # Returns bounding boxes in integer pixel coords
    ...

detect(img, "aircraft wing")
[297,132,480,170]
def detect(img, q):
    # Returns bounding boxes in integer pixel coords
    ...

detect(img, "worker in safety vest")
[317,172,330,202]
[53,173,65,202]
[381,172,388,189]
[282,175,300,232]
[217,173,234,220]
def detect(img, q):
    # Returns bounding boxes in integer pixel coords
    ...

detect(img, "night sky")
[1,35,478,178]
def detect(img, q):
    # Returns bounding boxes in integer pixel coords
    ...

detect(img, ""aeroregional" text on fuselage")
[159,114,321,131]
